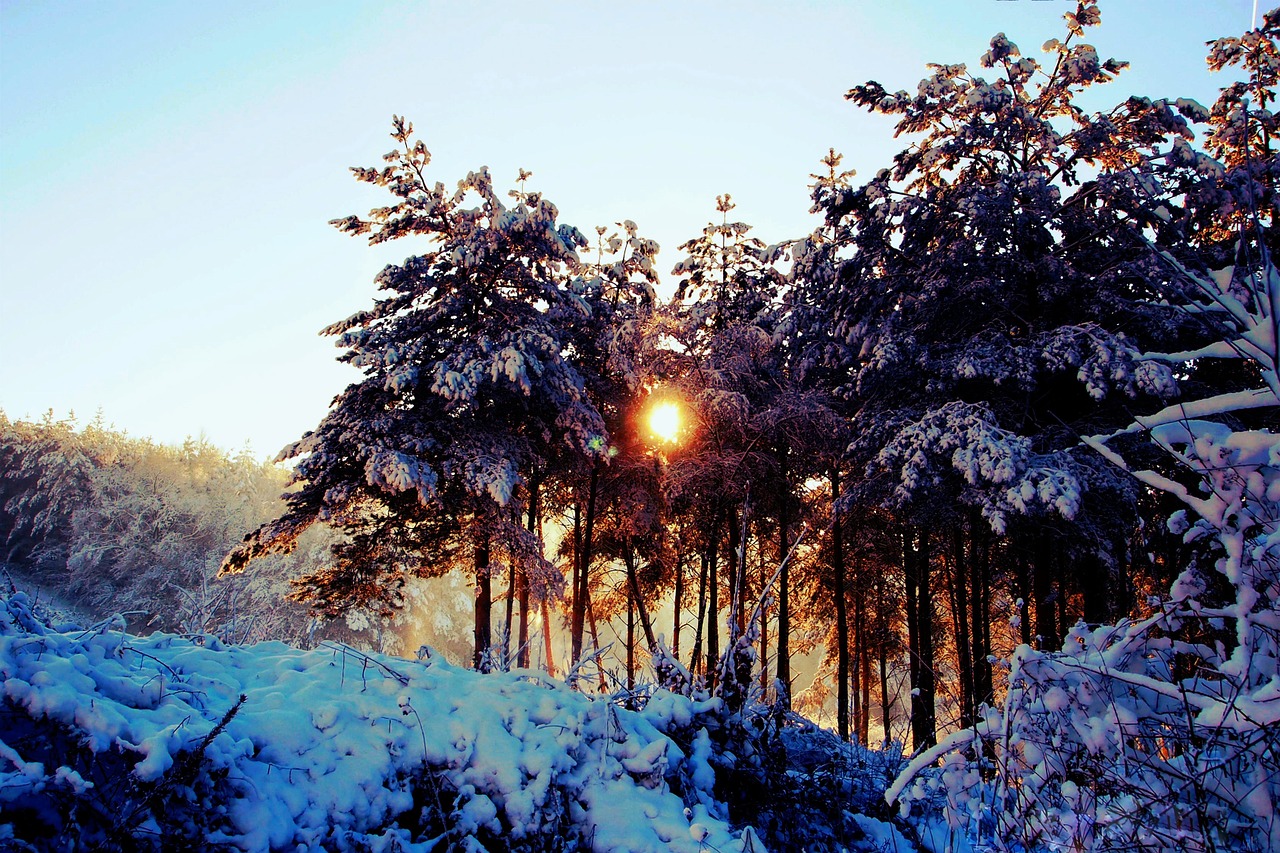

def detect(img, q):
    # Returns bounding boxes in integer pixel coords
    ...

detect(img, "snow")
[0,593,761,852]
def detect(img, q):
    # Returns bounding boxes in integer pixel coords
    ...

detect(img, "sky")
[0,0,1258,458]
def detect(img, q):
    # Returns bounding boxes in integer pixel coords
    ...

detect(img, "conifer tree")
[892,12,1279,847]
[803,0,1197,746]
[221,118,608,668]
[560,220,659,671]
[658,196,788,691]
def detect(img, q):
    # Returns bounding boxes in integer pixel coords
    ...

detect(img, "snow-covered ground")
[0,592,835,852]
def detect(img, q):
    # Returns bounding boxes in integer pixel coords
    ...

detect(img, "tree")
[221,118,608,668]
[1,410,95,574]
[889,9,1280,852]
[656,194,830,707]
[561,219,660,673]
[803,0,1197,748]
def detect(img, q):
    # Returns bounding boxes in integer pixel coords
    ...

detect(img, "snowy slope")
[0,593,764,852]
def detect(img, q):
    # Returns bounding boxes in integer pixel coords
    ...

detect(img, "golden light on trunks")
[648,401,682,444]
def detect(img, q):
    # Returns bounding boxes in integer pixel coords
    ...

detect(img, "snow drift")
[0,593,761,852]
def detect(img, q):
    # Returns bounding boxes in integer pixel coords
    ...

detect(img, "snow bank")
[0,593,756,852]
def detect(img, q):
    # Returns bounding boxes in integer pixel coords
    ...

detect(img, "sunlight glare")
[648,401,682,444]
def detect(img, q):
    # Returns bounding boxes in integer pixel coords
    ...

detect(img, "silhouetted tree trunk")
[735,503,750,639]
[832,468,849,740]
[850,587,861,743]
[759,560,770,695]
[1080,550,1110,626]
[672,548,685,659]
[970,513,993,712]
[776,461,792,709]
[570,503,582,656]
[691,546,708,675]
[1034,529,1059,650]
[1015,551,1032,647]
[474,532,492,670]
[904,526,935,750]
[858,605,872,743]
[706,510,722,686]
[517,480,538,669]
[626,584,635,693]
[950,525,975,729]
[586,587,607,691]
[571,466,599,666]
[879,635,892,746]
[541,598,556,677]
[727,504,740,636]
[624,543,656,650]
[503,551,517,666]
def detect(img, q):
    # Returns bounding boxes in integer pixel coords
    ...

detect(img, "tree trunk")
[586,588,607,691]
[1034,529,1059,650]
[705,510,722,686]
[624,543,657,650]
[735,503,750,639]
[1080,549,1110,626]
[672,548,684,660]
[474,531,492,670]
[777,467,792,709]
[503,556,516,668]
[571,466,599,667]
[879,634,891,747]
[850,585,861,744]
[904,526,935,751]
[570,503,582,661]
[759,538,770,696]
[970,513,993,712]
[950,525,974,729]
[626,582,635,694]
[690,547,708,675]
[541,597,556,677]
[859,604,872,743]
[517,481,538,669]
[1016,549,1032,647]
[832,468,849,741]
[904,527,919,736]
[917,533,935,750]
[727,504,740,639]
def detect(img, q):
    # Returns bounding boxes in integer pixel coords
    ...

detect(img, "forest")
[2,3,1277,851]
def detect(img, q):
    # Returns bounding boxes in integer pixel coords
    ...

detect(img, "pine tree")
[221,118,608,668]
[892,11,1279,845]
[803,0,1200,747]
[560,220,660,672]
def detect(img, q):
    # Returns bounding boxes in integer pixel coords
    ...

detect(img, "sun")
[648,401,682,444]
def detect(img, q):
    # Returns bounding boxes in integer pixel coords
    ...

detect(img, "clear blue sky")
[0,1,1256,457]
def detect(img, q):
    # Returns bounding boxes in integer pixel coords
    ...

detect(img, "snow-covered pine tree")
[1,411,96,577]
[554,220,661,675]
[220,118,609,668]
[887,9,1279,852]
[783,149,864,737]
[658,195,818,703]
[802,0,1198,748]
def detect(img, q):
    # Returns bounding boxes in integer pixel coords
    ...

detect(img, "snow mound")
[0,593,756,852]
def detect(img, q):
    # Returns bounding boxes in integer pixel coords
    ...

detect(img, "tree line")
[0,410,478,656]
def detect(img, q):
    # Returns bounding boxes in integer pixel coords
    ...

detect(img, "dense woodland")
[0,412,476,660]
[3,4,1277,851]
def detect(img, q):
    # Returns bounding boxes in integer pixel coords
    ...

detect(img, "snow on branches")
[885,7,1279,851]
[222,118,611,624]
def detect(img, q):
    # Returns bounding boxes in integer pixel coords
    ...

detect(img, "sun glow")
[648,401,682,444]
